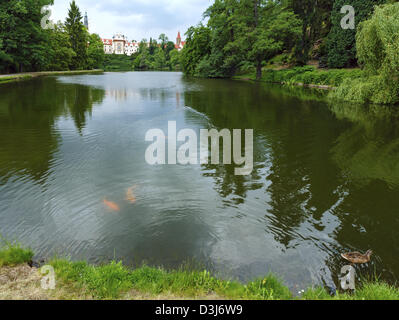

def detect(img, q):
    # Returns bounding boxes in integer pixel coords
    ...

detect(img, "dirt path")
[0,264,91,300]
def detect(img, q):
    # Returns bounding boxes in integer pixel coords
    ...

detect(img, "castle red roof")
[102,39,113,45]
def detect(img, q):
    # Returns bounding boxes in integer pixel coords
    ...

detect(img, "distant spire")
[176,31,181,46]
[84,11,89,30]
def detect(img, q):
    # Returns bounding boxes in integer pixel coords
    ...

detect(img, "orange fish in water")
[125,186,137,204]
[103,199,120,211]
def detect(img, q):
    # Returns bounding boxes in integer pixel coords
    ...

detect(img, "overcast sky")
[50,0,211,42]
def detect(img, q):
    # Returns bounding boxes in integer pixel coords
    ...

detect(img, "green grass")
[0,239,34,267]
[48,258,399,300]
[1,240,399,300]
[49,258,292,300]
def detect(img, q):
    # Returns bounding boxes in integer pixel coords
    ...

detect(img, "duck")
[341,250,373,264]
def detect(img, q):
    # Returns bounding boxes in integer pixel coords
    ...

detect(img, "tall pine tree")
[65,1,87,70]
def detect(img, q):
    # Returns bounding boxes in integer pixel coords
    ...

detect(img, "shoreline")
[1,242,399,300]
[0,69,104,85]
[234,77,337,90]
[232,66,355,91]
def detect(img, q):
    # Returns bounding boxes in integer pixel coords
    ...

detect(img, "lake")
[1,72,398,291]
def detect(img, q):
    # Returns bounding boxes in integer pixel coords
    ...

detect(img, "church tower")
[84,12,89,30]
[176,31,181,47]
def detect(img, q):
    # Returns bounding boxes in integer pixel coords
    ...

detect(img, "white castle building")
[101,33,139,56]
[101,32,185,56]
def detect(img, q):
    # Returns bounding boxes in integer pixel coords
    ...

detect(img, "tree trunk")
[256,60,262,81]
[254,0,261,80]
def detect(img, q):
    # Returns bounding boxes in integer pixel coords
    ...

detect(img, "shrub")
[260,66,363,87]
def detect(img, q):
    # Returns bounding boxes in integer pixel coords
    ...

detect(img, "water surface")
[1,72,398,291]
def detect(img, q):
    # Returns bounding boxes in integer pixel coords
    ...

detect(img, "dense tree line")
[181,0,398,79]
[0,0,104,74]
[182,0,302,80]
[102,34,182,72]
[132,34,181,71]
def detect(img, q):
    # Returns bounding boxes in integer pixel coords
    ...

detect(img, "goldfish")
[126,186,137,204]
[103,199,120,211]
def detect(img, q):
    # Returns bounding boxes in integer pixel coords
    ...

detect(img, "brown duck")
[341,250,373,264]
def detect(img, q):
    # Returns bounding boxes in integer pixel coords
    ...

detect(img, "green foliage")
[357,3,399,78]
[46,22,76,71]
[327,0,384,68]
[333,3,399,104]
[0,0,54,73]
[0,239,34,267]
[182,1,301,79]
[87,33,105,69]
[130,36,181,71]
[181,24,212,76]
[289,0,334,65]
[169,50,182,71]
[0,0,103,74]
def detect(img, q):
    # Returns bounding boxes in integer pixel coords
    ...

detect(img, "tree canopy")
[181,0,398,81]
[0,0,104,74]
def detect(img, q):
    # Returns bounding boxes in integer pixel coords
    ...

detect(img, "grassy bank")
[1,241,399,300]
[234,66,365,90]
[0,69,104,85]
[0,75,33,84]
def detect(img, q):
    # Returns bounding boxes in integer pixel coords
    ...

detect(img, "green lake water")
[1,72,398,291]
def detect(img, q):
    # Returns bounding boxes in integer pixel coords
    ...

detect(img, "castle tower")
[176,31,181,47]
[84,12,89,30]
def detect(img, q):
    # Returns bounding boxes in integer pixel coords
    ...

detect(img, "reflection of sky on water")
[1,73,399,291]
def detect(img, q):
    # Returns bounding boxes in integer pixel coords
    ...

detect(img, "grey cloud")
[53,0,210,40]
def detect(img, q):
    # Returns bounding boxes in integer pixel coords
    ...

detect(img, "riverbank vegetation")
[181,0,399,104]
[1,241,399,300]
[235,66,365,88]
[0,1,104,74]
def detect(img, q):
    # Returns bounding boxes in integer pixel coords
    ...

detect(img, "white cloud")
[50,0,211,41]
